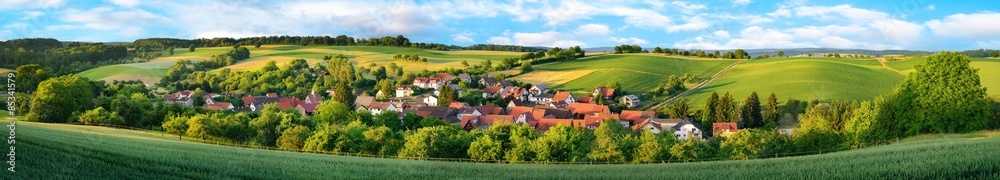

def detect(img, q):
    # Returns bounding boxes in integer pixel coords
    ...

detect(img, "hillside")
[6,121,998,179]
[885,57,1000,97]
[683,58,905,107]
[514,54,737,95]
[75,45,524,85]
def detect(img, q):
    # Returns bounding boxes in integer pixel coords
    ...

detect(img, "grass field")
[78,45,525,83]
[5,121,999,179]
[515,54,737,95]
[885,57,1000,96]
[683,58,905,108]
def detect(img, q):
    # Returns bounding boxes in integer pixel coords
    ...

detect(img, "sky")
[1,0,999,51]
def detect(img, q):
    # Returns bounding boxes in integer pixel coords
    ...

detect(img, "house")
[500,86,527,100]
[296,103,319,117]
[567,103,609,118]
[414,106,459,123]
[592,87,616,99]
[476,105,504,115]
[548,101,569,109]
[368,100,407,116]
[457,73,472,82]
[482,85,503,98]
[434,84,462,97]
[396,85,415,97]
[354,96,375,110]
[413,77,445,89]
[529,84,548,95]
[449,102,470,109]
[507,100,530,110]
[576,96,594,104]
[673,119,705,140]
[528,93,554,104]
[620,110,656,128]
[163,90,194,107]
[202,93,222,105]
[460,115,514,131]
[632,119,663,134]
[423,95,439,106]
[304,93,322,104]
[619,94,641,108]
[552,92,576,104]
[496,80,514,88]
[456,108,482,120]
[312,71,328,77]
[204,102,233,111]
[582,113,620,129]
[713,122,739,137]
[479,77,498,87]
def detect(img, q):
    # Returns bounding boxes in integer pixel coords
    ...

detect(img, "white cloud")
[927,5,935,10]
[452,34,474,43]
[713,30,730,39]
[672,1,706,14]
[794,4,889,22]
[552,40,586,47]
[108,0,139,8]
[512,31,565,46]
[611,37,649,45]
[666,16,710,32]
[733,0,751,6]
[768,6,791,18]
[575,24,611,36]
[0,0,62,9]
[926,13,1000,40]
[57,7,170,36]
[23,11,45,19]
[487,36,512,44]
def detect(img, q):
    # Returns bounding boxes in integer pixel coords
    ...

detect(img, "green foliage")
[419,117,448,128]
[185,114,214,140]
[437,84,456,106]
[890,52,992,135]
[398,126,472,159]
[531,125,591,162]
[764,93,781,125]
[77,107,125,126]
[669,137,705,162]
[14,64,52,93]
[27,75,94,123]
[363,126,403,156]
[665,99,690,119]
[741,92,763,128]
[468,135,504,161]
[374,111,402,131]
[401,112,423,130]
[277,125,312,151]
[162,115,189,140]
[312,100,353,125]
[588,119,625,162]
[251,104,283,146]
[720,129,789,160]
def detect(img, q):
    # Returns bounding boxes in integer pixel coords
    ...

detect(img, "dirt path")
[646,60,746,111]
[877,58,906,75]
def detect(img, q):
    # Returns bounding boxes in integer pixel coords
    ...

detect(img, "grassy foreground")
[4,121,999,179]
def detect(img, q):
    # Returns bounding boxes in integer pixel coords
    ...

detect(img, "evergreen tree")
[764,93,781,125]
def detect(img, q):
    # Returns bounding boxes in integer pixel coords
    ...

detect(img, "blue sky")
[1,0,998,50]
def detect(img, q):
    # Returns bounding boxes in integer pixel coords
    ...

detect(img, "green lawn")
[76,65,168,85]
[5,121,998,179]
[516,54,736,95]
[684,58,905,108]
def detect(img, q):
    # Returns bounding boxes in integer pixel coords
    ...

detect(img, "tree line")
[0,38,129,75]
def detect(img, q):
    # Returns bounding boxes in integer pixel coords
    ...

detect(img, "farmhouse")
[528,93,555,104]
[593,87,616,99]
[479,77,498,87]
[713,122,739,137]
[673,119,705,140]
[204,102,233,111]
[482,85,503,98]
[552,91,576,104]
[457,73,471,82]
[620,94,641,108]
[396,85,415,97]
[413,77,445,89]
[423,95,439,106]
[529,84,548,95]
[162,90,194,107]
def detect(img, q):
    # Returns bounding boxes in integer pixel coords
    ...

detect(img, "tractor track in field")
[647,60,746,111]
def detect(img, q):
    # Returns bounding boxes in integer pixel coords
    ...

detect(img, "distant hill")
[585,47,932,57]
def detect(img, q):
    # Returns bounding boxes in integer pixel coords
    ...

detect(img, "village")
[160,72,742,141]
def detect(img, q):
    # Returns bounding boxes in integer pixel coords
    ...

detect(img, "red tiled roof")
[576,96,594,103]
[476,105,502,115]
[204,102,232,110]
[242,96,255,106]
[567,103,609,115]
[620,110,655,123]
[594,87,615,98]
[449,102,470,109]
[266,93,278,98]
[298,103,318,113]
[713,122,739,132]
[552,92,572,102]
[483,85,503,94]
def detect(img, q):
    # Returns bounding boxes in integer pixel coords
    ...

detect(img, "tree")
[669,136,704,162]
[186,114,214,141]
[163,115,189,140]
[461,60,470,67]
[398,126,472,159]
[401,112,423,130]
[667,99,690,119]
[419,117,448,128]
[110,93,155,127]
[255,41,263,48]
[741,92,763,128]
[27,75,94,123]
[262,61,279,72]
[14,64,52,93]
[588,119,625,162]
[531,124,590,162]
[437,84,456,106]
[312,100,353,125]
[720,129,788,160]
[886,52,992,135]
[519,60,533,74]
[468,135,503,161]
[764,93,781,125]
[250,104,283,146]
[363,126,402,155]
[777,51,785,57]
[701,92,719,135]
[374,111,402,131]
[277,125,312,151]
[167,46,175,55]
[632,129,662,163]
[330,83,355,106]
[77,107,125,125]
[188,44,195,52]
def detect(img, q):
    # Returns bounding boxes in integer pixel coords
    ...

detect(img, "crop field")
[683,58,904,108]
[515,54,736,95]
[6,121,998,179]
[80,45,524,83]
[885,57,1000,96]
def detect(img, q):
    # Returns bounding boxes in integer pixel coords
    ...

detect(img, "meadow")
[75,45,524,85]
[885,57,1000,97]
[515,54,737,95]
[683,58,905,108]
[5,121,998,179]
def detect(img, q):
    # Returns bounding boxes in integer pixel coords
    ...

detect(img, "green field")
[5,121,998,179]
[515,54,736,95]
[885,57,1000,96]
[79,45,524,84]
[684,58,905,108]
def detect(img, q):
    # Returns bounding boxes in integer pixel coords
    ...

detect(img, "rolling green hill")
[515,54,737,95]
[6,121,998,179]
[885,57,1000,97]
[683,58,905,108]
[76,45,524,85]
